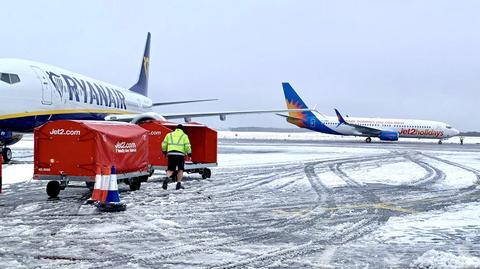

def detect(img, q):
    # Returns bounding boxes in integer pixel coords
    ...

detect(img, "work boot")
[162,177,170,190]
[176,182,184,190]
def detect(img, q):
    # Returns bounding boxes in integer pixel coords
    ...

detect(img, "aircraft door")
[31,66,52,105]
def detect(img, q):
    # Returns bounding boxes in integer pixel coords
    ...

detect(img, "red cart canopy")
[34,120,149,179]
[139,120,217,166]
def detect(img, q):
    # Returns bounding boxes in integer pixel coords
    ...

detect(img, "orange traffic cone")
[99,166,111,203]
[97,166,126,212]
[86,166,103,204]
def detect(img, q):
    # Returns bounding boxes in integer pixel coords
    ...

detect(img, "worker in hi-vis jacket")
[161,124,192,190]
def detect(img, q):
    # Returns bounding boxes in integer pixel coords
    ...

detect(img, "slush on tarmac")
[1,134,480,268]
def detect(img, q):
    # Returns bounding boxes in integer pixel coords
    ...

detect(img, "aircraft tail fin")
[282,82,316,126]
[334,108,347,125]
[129,32,151,96]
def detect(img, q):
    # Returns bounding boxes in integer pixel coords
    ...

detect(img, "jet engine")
[0,130,23,147]
[378,131,399,141]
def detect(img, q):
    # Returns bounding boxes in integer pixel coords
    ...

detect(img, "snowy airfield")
[1,133,480,268]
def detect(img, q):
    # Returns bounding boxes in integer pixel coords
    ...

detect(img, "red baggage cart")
[34,120,149,197]
[138,120,217,179]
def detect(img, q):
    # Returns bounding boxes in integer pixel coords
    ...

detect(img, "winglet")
[334,108,347,127]
[129,32,151,96]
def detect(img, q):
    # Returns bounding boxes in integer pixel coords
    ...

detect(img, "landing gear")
[2,147,12,162]
[365,137,372,143]
[438,140,443,145]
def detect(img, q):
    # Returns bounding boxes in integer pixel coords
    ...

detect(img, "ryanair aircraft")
[0,33,305,162]
[279,83,459,143]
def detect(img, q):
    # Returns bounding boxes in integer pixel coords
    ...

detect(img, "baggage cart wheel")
[85,181,95,191]
[129,177,141,191]
[140,175,149,182]
[202,168,212,179]
[46,181,61,198]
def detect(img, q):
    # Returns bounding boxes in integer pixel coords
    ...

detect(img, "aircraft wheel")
[46,181,61,198]
[2,147,12,162]
[438,140,443,145]
[365,137,372,143]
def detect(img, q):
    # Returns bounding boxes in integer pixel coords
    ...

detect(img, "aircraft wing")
[334,109,382,136]
[105,109,311,123]
[152,99,217,106]
[162,109,311,122]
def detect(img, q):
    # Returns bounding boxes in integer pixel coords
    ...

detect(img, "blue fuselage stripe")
[304,117,343,135]
[0,113,109,132]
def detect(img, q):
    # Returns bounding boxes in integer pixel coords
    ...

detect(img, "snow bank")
[2,164,33,185]
[411,249,480,268]
[372,202,480,246]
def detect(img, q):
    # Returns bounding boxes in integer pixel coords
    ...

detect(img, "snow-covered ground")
[1,133,480,268]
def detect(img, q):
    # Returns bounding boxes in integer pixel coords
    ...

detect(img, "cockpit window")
[0,73,20,84]
[10,74,20,84]
[0,73,9,83]
[446,126,452,129]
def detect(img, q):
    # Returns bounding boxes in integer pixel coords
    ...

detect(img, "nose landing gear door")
[31,66,52,105]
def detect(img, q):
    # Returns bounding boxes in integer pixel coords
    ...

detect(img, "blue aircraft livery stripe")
[0,112,113,132]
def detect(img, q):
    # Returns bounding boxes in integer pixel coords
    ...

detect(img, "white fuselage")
[311,111,459,139]
[0,58,152,132]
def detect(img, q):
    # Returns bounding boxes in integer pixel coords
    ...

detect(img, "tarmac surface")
[1,139,480,268]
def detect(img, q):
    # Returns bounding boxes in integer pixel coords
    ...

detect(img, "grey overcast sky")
[1,0,479,130]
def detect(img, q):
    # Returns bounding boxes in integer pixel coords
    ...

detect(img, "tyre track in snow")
[421,153,480,181]
[115,162,314,264]
[209,153,404,269]
[382,152,480,212]
[404,153,446,187]
[115,159,347,265]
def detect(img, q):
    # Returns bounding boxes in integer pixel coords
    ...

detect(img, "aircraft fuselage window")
[0,73,21,84]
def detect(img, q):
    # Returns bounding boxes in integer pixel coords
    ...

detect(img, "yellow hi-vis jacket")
[162,129,192,156]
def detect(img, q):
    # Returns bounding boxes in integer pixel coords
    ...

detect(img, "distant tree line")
[227,128,480,136]
[229,127,310,133]
[459,131,480,137]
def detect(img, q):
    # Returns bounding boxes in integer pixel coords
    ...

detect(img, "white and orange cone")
[86,166,103,204]
[99,166,111,204]
[97,166,126,212]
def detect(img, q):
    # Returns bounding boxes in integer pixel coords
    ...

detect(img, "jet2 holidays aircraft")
[279,83,459,143]
[0,33,308,162]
